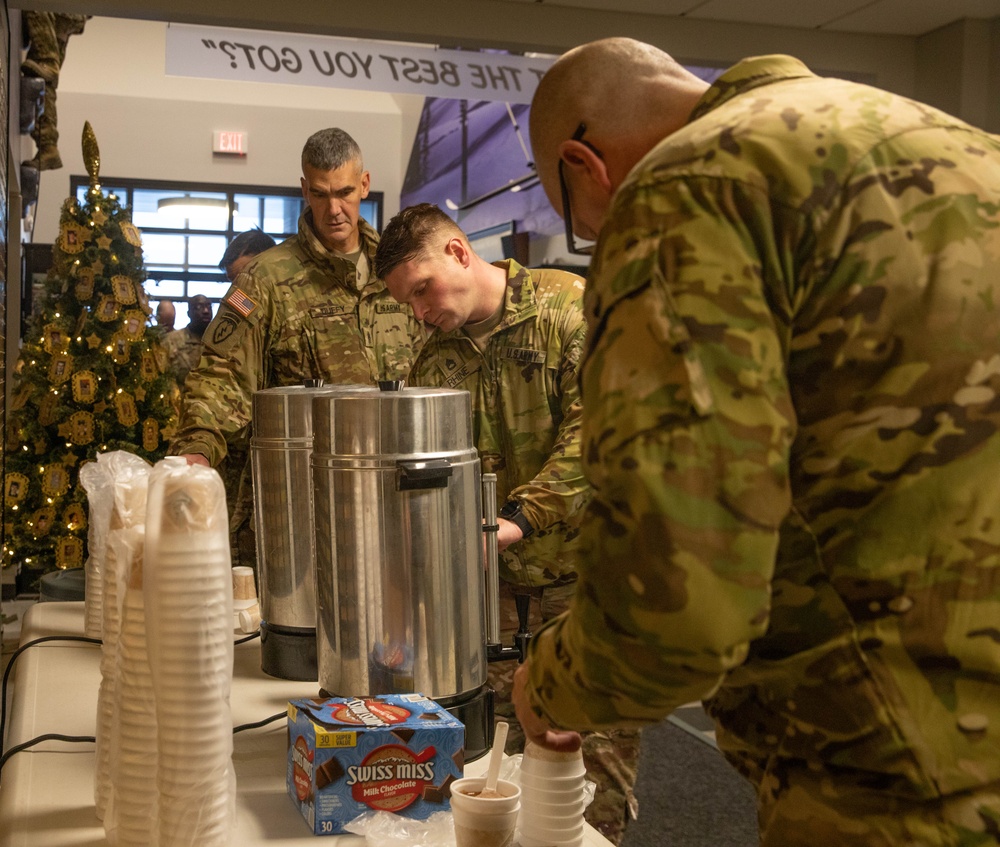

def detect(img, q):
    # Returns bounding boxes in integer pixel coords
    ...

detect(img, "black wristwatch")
[499,500,535,539]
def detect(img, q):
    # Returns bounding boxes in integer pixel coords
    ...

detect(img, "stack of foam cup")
[517,741,588,847]
[449,776,521,847]
[231,566,260,633]
[106,528,156,847]
[78,452,115,640]
[145,458,236,846]
[94,455,151,822]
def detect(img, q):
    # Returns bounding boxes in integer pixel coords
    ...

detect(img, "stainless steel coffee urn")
[250,384,366,680]
[312,383,493,760]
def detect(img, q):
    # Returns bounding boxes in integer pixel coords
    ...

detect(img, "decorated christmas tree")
[3,122,177,589]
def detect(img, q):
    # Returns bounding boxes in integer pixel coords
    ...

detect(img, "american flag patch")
[226,288,258,319]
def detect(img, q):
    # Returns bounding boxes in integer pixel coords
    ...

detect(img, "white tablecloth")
[0,601,612,846]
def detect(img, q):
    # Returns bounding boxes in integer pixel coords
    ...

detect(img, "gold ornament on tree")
[63,503,87,532]
[111,275,137,304]
[48,353,73,384]
[68,410,96,445]
[115,392,139,426]
[43,324,70,355]
[5,473,30,506]
[71,370,98,404]
[56,536,84,569]
[111,332,131,364]
[142,418,161,452]
[123,310,146,340]
[32,507,56,538]
[58,222,87,254]
[41,465,71,498]
[140,350,159,380]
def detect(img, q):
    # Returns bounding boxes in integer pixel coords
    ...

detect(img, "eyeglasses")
[558,122,604,256]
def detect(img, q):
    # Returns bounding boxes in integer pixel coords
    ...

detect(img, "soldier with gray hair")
[514,37,1000,846]
[170,128,423,569]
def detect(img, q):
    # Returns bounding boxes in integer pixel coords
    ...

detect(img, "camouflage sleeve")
[168,275,271,465]
[511,317,589,532]
[525,175,797,728]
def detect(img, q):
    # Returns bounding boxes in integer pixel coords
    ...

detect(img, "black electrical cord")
[0,733,96,775]
[1,635,102,746]
[233,711,285,734]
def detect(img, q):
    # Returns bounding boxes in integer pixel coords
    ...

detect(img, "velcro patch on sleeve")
[225,287,259,319]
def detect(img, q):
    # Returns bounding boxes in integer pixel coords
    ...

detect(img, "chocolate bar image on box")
[315,756,346,790]
[421,772,457,804]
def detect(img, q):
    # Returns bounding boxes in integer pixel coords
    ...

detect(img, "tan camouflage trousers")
[488,580,640,846]
[756,764,1000,846]
[223,446,257,576]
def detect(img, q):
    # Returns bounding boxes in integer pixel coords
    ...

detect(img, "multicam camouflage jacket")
[170,212,422,464]
[408,260,589,588]
[161,326,203,387]
[526,55,1000,802]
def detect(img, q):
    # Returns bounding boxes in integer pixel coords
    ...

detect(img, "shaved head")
[530,38,709,214]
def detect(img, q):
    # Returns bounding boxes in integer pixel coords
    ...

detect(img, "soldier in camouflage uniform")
[162,295,213,386]
[21,12,88,170]
[170,128,423,571]
[212,229,276,565]
[374,203,639,844]
[514,38,1000,846]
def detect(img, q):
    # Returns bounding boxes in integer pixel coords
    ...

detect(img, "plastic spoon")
[482,721,509,797]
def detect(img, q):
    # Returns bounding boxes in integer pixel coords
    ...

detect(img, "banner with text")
[165,24,555,105]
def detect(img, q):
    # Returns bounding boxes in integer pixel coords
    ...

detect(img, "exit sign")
[213,131,248,156]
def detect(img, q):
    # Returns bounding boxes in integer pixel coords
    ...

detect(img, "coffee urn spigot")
[483,473,530,663]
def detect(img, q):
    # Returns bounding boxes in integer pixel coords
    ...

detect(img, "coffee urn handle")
[482,473,502,649]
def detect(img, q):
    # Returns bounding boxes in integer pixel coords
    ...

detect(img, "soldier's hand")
[513,661,583,753]
[182,453,211,467]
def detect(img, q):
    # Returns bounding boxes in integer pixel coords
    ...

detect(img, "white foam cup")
[450,777,521,847]
[522,740,587,778]
[517,769,587,794]
[518,832,584,847]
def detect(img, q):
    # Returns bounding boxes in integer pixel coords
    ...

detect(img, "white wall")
[34,18,426,243]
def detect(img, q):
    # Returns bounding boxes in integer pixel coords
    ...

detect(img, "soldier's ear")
[558,139,612,193]
[445,236,472,268]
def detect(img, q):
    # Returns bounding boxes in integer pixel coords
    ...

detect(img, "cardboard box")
[287,693,466,835]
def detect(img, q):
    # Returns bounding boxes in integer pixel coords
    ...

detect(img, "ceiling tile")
[541,0,702,13]
[824,0,1000,34]
[687,0,873,29]
[491,0,1000,36]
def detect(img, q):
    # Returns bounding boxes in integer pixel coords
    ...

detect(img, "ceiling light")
[157,196,236,224]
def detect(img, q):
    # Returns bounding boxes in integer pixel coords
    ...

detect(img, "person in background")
[513,36,1000,847]
[155,300,175,333]
[374,202,638,844]
[162,295,213,386]
[219,228,276,282]
[169,127,424,573]
[205,228,278,567]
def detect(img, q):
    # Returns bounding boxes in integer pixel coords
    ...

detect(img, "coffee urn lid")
[312,385,474,457]
[252,384,368,440]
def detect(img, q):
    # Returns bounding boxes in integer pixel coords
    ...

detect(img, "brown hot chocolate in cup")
[450,776,520,847]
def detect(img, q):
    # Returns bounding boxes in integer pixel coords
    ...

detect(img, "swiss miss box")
[287,693,466,835]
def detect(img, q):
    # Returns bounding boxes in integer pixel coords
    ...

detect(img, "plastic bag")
[344,811,457,846]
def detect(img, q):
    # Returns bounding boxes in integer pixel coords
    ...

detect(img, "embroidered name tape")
[501,347,545,364]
